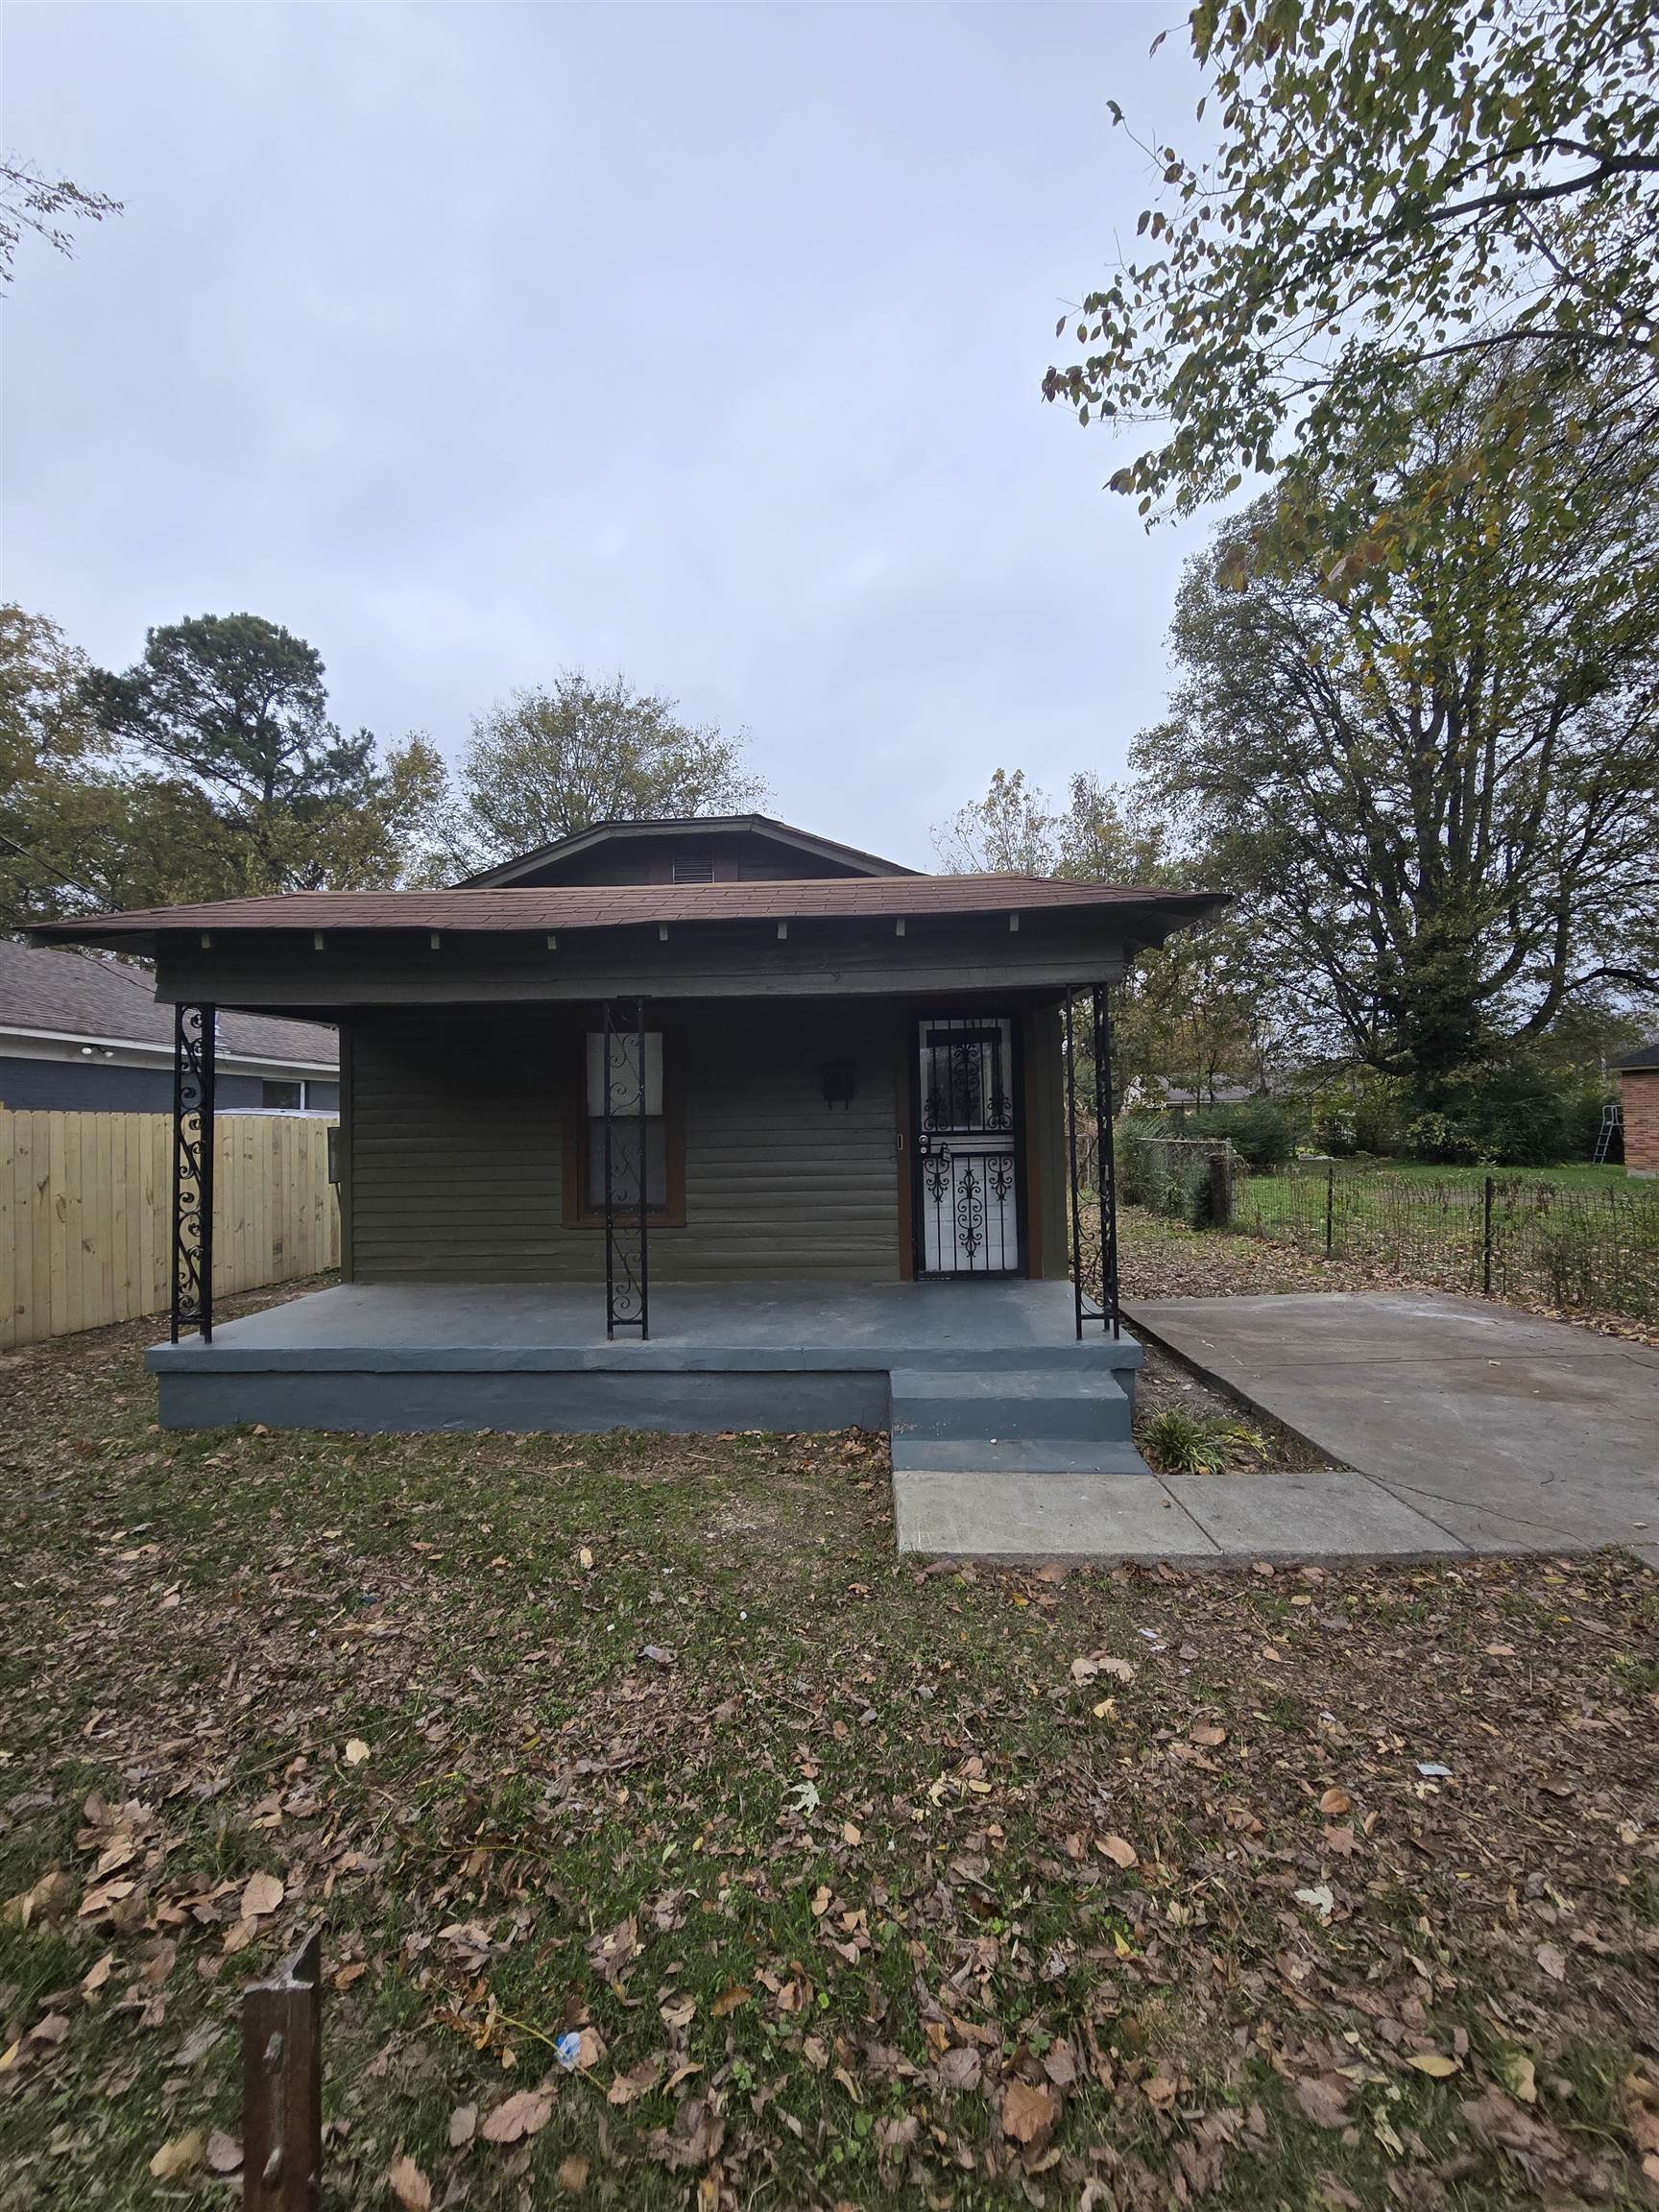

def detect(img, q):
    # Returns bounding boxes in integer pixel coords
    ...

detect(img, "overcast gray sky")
[3,1,1211,870]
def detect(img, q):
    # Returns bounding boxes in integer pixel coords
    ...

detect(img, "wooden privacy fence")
[0,1111,339,1350]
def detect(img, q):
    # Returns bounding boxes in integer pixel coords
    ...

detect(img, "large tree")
[0,605,123,930]
[1136,362,1659,1104]
[934,768,1277,1106]
[458,672,766,865]
[88,613,441,897]
[1045,0,1659,542]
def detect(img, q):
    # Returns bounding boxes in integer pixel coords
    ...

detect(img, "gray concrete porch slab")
[152,1280,1142,1373]
[146,1281,1145,1450]
[1125,1292,1659,1555]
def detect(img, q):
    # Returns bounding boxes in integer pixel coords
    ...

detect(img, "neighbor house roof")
[459,813,920,886]
[31,876,1228,957]
[1613,1039,1659,1071]
[0,941,337,1068]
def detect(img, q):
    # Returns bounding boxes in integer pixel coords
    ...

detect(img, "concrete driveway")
[1124,1291,1659,1563]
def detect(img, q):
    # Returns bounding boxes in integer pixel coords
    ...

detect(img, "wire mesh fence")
[1234,1164,1659,1324]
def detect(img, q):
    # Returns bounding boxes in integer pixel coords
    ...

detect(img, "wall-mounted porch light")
[821,1061,856,1110]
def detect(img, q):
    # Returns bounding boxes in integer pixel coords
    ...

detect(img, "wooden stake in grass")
[243,1930,323,2211]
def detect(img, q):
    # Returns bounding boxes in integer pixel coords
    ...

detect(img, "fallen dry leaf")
[557,2153,590,2192]
[608,2056,661,2105]
[480,2088,553,2144]
[447,2103,477,2147]
[205,2129,243,2175]
[1095,1832,1138,1869]
[1294,2076,1351,2129]
[1407,2052,1460,2078]
[386,2152,431,2210]
[1001,2077,1061,2146]
[1499,2052,1538,2104]
[345,1738,371,1766]
[149,2130,204,2181]
[1318,1784,1352,1817]
[936,2044,982,2092]
[239,1869,284,1920]
[1535,1942,1568,1983]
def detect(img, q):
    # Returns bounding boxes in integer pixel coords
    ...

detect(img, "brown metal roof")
[32,876,1225,946]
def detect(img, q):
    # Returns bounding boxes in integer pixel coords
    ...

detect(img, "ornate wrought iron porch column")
[1091,983,1121,1338]
[1064,987,1084,1340]
[170,1003,216,1343]
[602,996,650,1340]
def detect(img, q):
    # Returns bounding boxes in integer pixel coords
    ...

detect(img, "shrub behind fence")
[1,1110,340,1348]
[1116,1125,1235,1230]
[1235,1164,1659,1324]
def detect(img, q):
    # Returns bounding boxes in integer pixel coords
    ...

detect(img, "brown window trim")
[561,1022,687,1230]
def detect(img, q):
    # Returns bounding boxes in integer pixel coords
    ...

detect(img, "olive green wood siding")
[347,1003,903,1284]
[1024,1004,1069,1280]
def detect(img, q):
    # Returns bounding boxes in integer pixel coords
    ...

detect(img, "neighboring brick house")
[1613,1040,1659,1177]
[0,941,338,1114]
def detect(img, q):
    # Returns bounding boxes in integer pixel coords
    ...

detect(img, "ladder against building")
[1594,1101,1623,1165]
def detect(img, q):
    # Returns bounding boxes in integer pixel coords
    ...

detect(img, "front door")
[914,1014,1023,1276]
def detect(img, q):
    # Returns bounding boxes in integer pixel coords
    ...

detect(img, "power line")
[0,829,104,904]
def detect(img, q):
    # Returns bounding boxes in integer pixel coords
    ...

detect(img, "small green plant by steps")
[1142,1406,1267,1477]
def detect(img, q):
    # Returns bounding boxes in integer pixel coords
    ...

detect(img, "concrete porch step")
[891,1434,1151,1477]
[889,1365,1132,1443]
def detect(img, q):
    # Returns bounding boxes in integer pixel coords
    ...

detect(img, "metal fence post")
[1324,1163,1334,1258]
[1482,1172,1494,1297]
[243,1931,322,2211]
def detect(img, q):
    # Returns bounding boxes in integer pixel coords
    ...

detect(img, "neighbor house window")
[584,1030,668,1212]
[262,1079,302,1110]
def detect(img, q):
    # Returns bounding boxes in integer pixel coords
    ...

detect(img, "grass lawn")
[2,1295,1657,2210]
[1132,1159,1659,1327]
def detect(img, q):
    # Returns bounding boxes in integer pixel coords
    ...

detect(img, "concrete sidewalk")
[893,1464,1471,1563]
[1127,1292,1659,1567]
[892,1292,1659,1568]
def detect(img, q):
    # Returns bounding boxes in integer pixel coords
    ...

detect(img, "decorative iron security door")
[914,1015,1022,1276]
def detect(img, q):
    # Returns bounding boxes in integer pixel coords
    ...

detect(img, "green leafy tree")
[934,767,1170,882]
[1045,0,1659,540]
[459,672,766,865]
[935,767,1278,1108]
[88,613,438,896]
[1135,362,1659,1112]
[0,605,124,930]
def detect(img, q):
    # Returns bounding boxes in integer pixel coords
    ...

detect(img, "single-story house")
[1612,1041,1659,1177]
[33,813,1224,1469]
[0,940,338,1114]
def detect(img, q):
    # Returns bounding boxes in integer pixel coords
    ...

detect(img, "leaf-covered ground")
[1120,1208,1659,1352]
[2,1294,1657,2210]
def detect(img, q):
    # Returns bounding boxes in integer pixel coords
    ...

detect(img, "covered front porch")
[147,1277,1147,1473]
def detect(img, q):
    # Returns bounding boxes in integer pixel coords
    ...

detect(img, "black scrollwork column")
[1064,987,1083,1340]
[171,1003,216,1344]
[1092,983,1120,1339]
